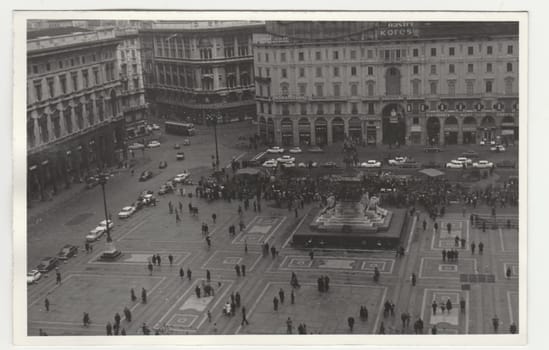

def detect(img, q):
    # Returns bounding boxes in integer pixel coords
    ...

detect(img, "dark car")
[159,161,168,169]
[322,161,338,168]
[36,257,58,273]
[57,245,78,260]
[176,152,185,161]
[158,184,174,195]
[139,171,153,182]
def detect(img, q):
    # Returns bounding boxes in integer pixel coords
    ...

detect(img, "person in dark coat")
[141,288,147,304]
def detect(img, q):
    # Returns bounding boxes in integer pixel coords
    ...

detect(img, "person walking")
[114,312,121,329]
[55,270,62,285]
[286,317,294,334]
[235,264,241,277]
[447,222,452,235]
[212,213,217,224]
[471,242,476,254]
[130,288,137,302]
[411,273,417,286]
[44,298,50,312]
[431,325,438,334]
[206,236,212,249]
[123,307,132,322]
[432,300,437,315]
[241,306,249,326]
[506,266,512,279]
[492,315,500,333]
[279,288,285,304]
[291,290,295,305]
[206,269,211,282]
[273,296,279,311]
[179,267,184,279]
[244,240,248,254]
[479,242,484,255]
[446,299,452,314]
[148,261,153,276]
[442,249,447,262]
[347,316,355,332]
[168,254,174,266]
[460,298,466,313]
[422,219,427,232]
[106,321,113,336]
[235,292,241,308]
[510,322,517,334]
[83,312,90,327]
[187,268,192,281]
[141,288,147,304]
[241,264,246,277]
[309,250,314,260]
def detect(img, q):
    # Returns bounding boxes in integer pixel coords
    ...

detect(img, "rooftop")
[27,27,91,40]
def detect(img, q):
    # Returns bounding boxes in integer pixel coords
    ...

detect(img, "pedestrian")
[56,270,62,285]
[446,299,452,314]
[124,306,132,322]
[207,310,212,323]
[187,268,192,281]
[461,238,466,249]
[309,250,314,260]
[244,240,248,254]
[294,207,298,218]
[235,264,241,277]
[83,312,90,327]
[271,246,276,259]
[179,267,184,279]
[235,292,241,308]
[106,321,113,335]
[241,264,246,277]
[212,213,217,223]
[447,222,452,235]
[206,269,211,282]
[291,290,295,304]
[175,212,181,223]
[114,312,121,328]
[442,249,447,262]
[471,242,476,254]
[411,273,417,286]
[85,242,90,254]
[347,316,355,332]
[479,242,484,254]
[121,328,126,335]
[422,220,427,231]
[379,321,385,334]
[206,236,211,248]
[279,288,285,304]
[179,201,183,212]
[148,261,153,275]
[434,222,439,232]
[168,254,174,266]
[156,254,161,266]
[44,298,50,312]
[241,306,249,325]
[152,254,157,265]
[287,317,293,334]
[510,322,517,334]
[273,296,279,311]
[141,288,147,304]
[431,325,437,334]
[492,315,499,333]
[460,298,466,313]
[432,300,437,315]
[506,266,512,279]
[195,285,201,298]
[455,236,460,247]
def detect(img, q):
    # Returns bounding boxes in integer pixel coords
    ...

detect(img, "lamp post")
[98,173,112,242]
[206,112,220,171]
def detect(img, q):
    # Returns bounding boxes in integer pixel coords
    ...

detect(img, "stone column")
[236,64,241,87]
[292,118,300,146]
[310,118,316,146]
[439,117,445,145]
[274,118,282,146]
[343,117,350,139]
[327,118,333,145]
[457,117,464,144]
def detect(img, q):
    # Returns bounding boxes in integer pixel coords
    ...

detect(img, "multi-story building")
[115,27,149,138]
[139,21,265,124]
[254,21,519,147]
[27,27,124,201]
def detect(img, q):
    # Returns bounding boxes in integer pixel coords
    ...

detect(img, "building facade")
[27,28,124,202]
[254,21,519,147]
[139,21,265,124]
[115,27,149,138]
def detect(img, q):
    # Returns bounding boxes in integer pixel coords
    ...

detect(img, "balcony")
[272,95,308,102]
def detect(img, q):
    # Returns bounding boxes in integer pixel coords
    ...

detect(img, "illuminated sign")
[378,22,419,38]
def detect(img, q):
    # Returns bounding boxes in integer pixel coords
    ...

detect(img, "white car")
[152,124,161,130]
[262,159,278,168]
[456,157,473,165]
[360,160,382,168]
[473,160,494,168]
[298,162,307,168]
[86,227,106,242]
[118,206,136,219]
[289,147,302,154]
[173,171,190,183]
[27,270,42,284]
[388,157,408,166]
[276,155,296,163]
[282,162,296,168]
[446,160,467,169]
[128,142,145,150]
[147,140,161,148]
[98,219,114,230]
[480,139,497,146]
[266,146,284,154]
[490,145,506,152]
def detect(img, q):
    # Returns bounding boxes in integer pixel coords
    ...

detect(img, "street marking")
[129,276,167,313]
[373,286,388,334]
[418,257,478,280]
[507,291,518,323]
[116,217,149,242]
[420,288,469,334]
[499,228,506,252]
[282,207,312,249]
[405,215,417,253]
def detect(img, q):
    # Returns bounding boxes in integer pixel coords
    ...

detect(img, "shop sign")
[378,22,419,38]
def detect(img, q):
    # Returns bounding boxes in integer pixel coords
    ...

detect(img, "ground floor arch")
[348,117,362,142]
[332,117,345,143]
[315,118,328,146]
[381,104,406,145]
[280,118,294,146]
[426,117,441,146]
[444,116,459,145]
[298,118,311,146]
[462,116,477,144]
[480,115,497,143]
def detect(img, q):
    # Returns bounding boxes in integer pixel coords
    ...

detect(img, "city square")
[21,18,522,340]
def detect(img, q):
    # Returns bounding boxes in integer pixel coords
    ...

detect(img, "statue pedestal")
[99,241,122,261]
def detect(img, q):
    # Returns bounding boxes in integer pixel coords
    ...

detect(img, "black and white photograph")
[11,10,529,347]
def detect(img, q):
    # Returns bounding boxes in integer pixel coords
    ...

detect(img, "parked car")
[309,161,319,168]
[480,138,497,146]
[27,270,42,284]
[490,145,506,152]
[158,184,174,195]
[98,219,114,231]
[57,244,78,260]
[36,257,58,273]
[128,142,145,150]
[289,147,302,154]
[85,176,100,189]
[308,146,324,153]
[262,159,278,168]
[118,205,136,219]
[173,143,181,149]
[446,160,467,169]
[86,227,105,242]
[276,155,295,163]
[139,170,153,181]
[388,157,408,166]
[158,161,168,169]
[137,190,156,206]
[461,150,480,159]
[360,160,382,168]
[322,161,338,168]
[282,162,296,168]
[298,162,307,168]
[147,140,161,148]
[456,157,473,165]
[152,124,161,130]
[473,160,494,168]
[182,139,191,146]
[173,171,191,183]
[176,152,185,161]
[267,146,284,154]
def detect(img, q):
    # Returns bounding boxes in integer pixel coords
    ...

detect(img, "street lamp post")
[98,173,112,242]
[207,112,220,171]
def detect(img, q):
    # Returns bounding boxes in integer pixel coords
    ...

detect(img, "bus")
[164,121,196,136]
